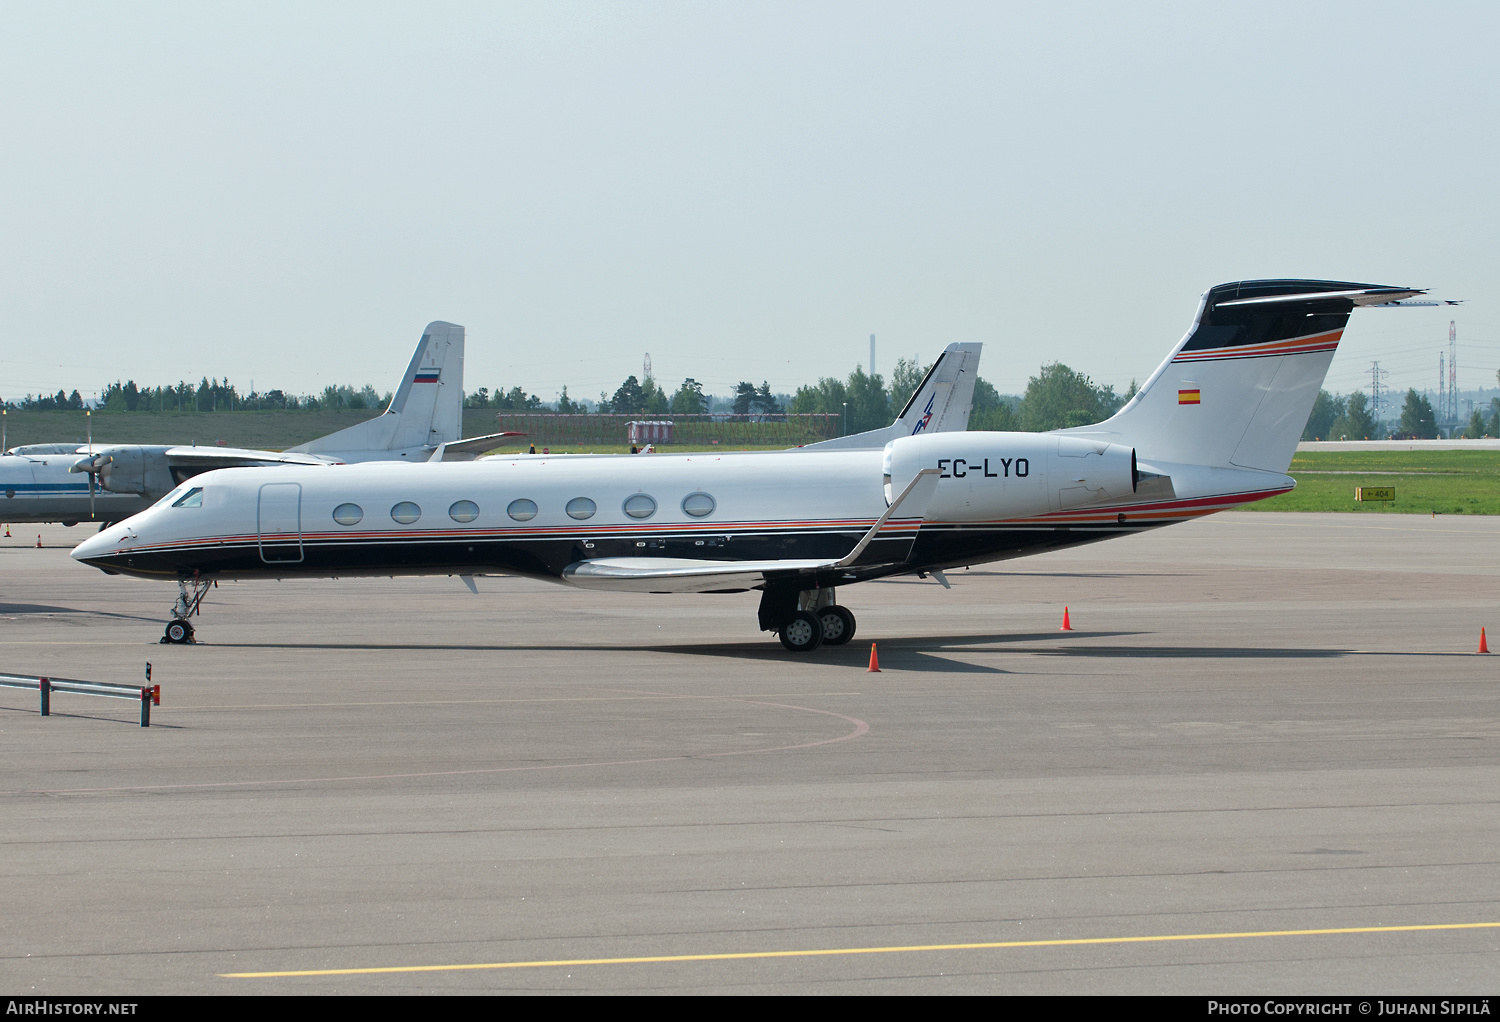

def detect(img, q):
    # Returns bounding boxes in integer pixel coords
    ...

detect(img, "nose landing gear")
[162,573,214,644]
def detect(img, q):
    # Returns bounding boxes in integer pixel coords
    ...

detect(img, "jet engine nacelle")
[71,445,178,500]
[884,431,1137,521]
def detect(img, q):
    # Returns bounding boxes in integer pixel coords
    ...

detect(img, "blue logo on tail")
[910,395,936,435]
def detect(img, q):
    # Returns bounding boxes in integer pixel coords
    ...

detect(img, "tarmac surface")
[1,512,1497,995]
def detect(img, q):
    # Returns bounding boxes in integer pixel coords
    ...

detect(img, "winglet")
[835,468,940,567]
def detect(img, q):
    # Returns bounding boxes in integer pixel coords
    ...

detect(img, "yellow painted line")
[221,920,1500,978]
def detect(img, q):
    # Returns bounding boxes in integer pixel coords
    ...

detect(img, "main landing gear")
[162,573,214,644]
[762,587,857,653]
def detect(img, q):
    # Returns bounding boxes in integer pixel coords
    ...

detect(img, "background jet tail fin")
[289,321,465,455]
[891,342,982,438]
[1060,280,1422,474]
[797,341,983,451]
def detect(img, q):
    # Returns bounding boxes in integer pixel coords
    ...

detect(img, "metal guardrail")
[0,666,160,726]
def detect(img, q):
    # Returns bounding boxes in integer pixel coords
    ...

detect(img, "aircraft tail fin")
[1060,281,1422,474]
[289,321,465,456]
[797,341,983,451]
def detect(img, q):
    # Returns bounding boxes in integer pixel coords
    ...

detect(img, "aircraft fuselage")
[70,438,1292,587]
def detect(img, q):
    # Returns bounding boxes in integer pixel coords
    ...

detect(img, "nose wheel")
[163,619,195,644]
[160,573,213,644]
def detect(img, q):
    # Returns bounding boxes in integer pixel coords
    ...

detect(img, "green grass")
[1238,450,1500,515]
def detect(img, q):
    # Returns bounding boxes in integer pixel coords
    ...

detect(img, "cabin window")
[506,498,537,522]
[681,492,716,517]
[390,501,421,524]
[171,487,204,508]
[332,503,363,526]
[623,493,657,519]
[566,497,596,520]
[449,500,480,523]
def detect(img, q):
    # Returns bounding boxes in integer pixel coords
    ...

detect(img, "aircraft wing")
[162,446,336,469]
[560,557,849,593]
[429,432,528,461]
[561,468,941,593]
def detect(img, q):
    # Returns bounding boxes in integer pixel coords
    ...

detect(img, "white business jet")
[2,322,512,527]
[72,280,1422,649]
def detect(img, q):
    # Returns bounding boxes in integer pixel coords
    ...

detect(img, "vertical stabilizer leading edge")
[1060,281,1423,474]
[287,321,466,459]
[798,341,983,451]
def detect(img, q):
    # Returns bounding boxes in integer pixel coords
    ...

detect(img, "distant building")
[626,420,674,444]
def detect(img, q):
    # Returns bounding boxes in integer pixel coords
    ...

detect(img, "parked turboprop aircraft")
[72,280,1423,649]
[2,322,512,527]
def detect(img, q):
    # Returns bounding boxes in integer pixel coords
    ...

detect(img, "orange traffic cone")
[867,643,881,672]
[1060,606,1073,631]
[35,534,42,549]
[1481,628,1490,654]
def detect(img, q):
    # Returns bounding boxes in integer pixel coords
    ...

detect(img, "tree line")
[3,361,1140,435]
[23,364,1496,439]
[1303,388,1500,441]
[409,359,1143,436]
[4,379,390,413]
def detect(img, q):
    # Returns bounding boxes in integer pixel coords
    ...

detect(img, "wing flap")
[561,557,841,593]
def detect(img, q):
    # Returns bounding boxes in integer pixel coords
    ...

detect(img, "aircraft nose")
[71,525,125,563]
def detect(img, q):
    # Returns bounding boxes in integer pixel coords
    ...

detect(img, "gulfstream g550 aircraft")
[73,280,1424,649]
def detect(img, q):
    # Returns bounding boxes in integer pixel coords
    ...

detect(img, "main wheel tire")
[778,610,825,652]
[165,619,193,644]
[818,605,856,646]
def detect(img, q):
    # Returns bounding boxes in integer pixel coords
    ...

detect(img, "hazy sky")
[3,2,1497,406]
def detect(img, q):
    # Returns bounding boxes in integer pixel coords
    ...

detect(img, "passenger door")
[257,482,303,563]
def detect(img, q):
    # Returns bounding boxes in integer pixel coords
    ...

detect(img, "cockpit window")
[152,482,194,508]
[171,487,204,508]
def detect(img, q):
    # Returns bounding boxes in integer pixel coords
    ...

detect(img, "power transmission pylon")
[1447,320,1458,430]
[1368,361,1389,425]
[1439,352,1446,435]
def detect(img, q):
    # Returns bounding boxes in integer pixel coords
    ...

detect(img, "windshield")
[152,481,198,509]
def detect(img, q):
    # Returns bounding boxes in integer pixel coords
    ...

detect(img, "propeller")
[72,411,100,520]
[69,452,111,519]
[87,409,94,519]
[70,411,110,519]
